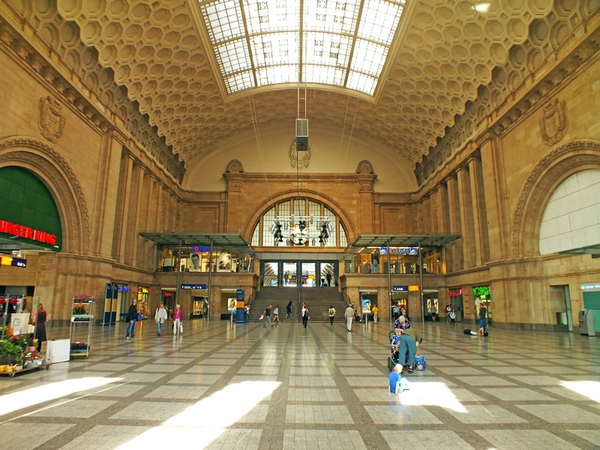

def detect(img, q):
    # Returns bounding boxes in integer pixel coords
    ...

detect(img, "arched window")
[252,199,347,247]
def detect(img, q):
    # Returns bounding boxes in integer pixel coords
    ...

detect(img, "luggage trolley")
[70,297,94,358]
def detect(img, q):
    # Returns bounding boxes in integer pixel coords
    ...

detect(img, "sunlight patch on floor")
[0,377,121,416]
[115,380,281,449]
[561,380,600,402]
[399,382,468,413]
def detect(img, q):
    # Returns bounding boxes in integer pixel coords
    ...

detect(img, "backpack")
[415,355,426,371]
[329,308,335,316]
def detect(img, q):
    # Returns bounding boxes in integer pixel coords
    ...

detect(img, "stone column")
[134,170,152,267]
[116,153,135,264]
[477,131,508,260]
[126,164,145,266]
[223,162,244,233]
[469,154,490,265]
[437,184,450,234]
[457,165,475,269]
[446,175,463,271]
[355,161,377,234]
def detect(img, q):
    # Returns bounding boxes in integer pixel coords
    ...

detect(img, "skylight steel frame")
[198,0,406,96]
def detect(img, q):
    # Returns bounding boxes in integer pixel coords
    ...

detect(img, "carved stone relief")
[539,99,567,146]
[38,96,65,143]
[288,140,311,168]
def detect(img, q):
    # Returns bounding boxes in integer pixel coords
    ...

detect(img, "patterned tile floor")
[1,318,599,450]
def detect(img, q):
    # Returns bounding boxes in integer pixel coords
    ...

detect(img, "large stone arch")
[243,188,357,245]
[0,137,90,254]
[512,140,600,258]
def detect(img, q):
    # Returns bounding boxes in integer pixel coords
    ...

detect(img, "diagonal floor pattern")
[1,319,599,450]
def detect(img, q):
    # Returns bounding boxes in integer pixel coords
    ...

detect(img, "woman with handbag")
[173,304,183,335]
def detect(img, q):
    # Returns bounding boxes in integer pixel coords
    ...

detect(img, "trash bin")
[556,312,567,325]
[579,309,596,336]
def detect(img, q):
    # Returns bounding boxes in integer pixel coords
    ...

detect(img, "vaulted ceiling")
[2,0,598,185]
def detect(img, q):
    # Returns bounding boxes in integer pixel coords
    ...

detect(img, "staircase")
[250,287,347,322]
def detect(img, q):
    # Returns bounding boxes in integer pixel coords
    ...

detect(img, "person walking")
[273,305,280,324]
[344,304,354,332]
[285,301,293,319]
[301,302,309,329]
[372,305,379,324]
[328,305,336,325]
[34,303,49,352]
[326,272,332,287]
[263,304,273,327]
[125,300,138,340]
[173,304,183,335]
[155,302,168,336]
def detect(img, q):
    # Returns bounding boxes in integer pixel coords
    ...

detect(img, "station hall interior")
[1,0,600,448]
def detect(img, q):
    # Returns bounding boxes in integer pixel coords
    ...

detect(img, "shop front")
[473,285,492,324]
[449,288,464,322]
[192,295,208,319]
[359,290,376,322]
[424,289,439,321]
[136,286,150,319]
[391,285,409,320]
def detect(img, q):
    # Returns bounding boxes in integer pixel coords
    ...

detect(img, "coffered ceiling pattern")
[3,0,598,185]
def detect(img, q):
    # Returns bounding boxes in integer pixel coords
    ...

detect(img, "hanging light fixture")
[270,24,330,247]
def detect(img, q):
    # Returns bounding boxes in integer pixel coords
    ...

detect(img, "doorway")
[261,260,337,287]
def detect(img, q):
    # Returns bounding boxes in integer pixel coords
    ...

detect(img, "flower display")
[72,295,94,315]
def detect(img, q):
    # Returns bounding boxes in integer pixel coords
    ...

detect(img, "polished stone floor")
[1,317,599,450]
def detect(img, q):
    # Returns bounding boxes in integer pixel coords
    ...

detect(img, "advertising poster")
[361,299,372,315]
[189,253,201,272]
[217,253,232,272]
[227,298,236,313]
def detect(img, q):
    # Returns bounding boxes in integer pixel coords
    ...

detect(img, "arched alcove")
[245,191,355,247]
[0,137,90,254]
[539,169,600,255]
[512,141,600,257]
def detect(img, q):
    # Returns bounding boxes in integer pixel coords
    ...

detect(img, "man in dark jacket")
[126,300,138,340]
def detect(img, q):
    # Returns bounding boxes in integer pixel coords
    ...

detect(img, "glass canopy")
[198,0,406,96]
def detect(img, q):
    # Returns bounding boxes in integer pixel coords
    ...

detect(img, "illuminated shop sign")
[392,286,408,292]
[181,284,207,290]
[380,247,419,255]
[473,286,490,297]
[0,220,57,246]
[191,246,211,252]
[0,256,27,268]
[408,285,420,292]
[449,288,463,297]
[581,283,600,291]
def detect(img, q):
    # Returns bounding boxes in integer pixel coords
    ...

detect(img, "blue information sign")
[392,285,409,292]
[181,284,207,290]
[236,289,245,323]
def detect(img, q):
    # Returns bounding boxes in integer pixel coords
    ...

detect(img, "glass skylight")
[198,0,406,96]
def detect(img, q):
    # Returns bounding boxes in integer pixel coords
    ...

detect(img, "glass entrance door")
[301,263,316,287]
[261,260,337,287]
[283,262,297,287]
[263,262,279,286]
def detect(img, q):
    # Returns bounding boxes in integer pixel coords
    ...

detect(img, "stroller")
[387,330,401,372]
[387,329,421,373]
